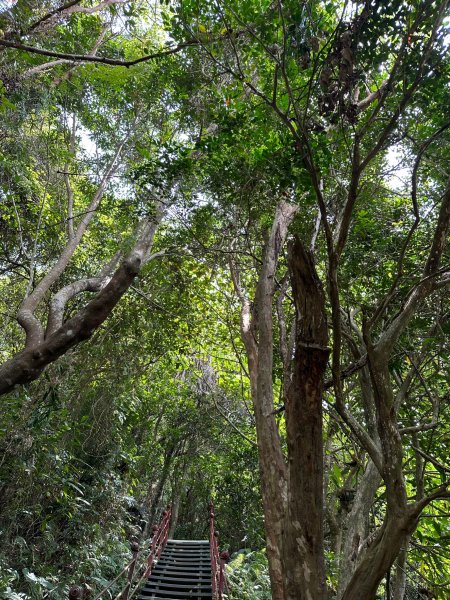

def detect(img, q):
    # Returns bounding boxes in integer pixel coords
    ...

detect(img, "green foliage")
[0,0,449,597]
[227,550,272,600]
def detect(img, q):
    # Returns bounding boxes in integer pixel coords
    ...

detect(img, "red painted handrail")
[209,501,229,600]
[145,505,172,578]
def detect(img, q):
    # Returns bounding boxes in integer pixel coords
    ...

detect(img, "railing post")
[219,550,230,600]
[144,505,171,579]
[121,541,139,600]
[213,530,220,599]
[157,511,168,559]
[69,586,82,599]
[145,524,159,576]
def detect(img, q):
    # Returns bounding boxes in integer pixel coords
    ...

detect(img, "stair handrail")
[144,504,172,578]
[209,501,229,600]
[68,504,172,600]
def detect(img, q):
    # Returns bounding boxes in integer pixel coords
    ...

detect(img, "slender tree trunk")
[337,459,381,597]
[341,509,417,600]
[143,444,177,539]
[253,383,287,600]
[168,490,182,538]
[391,539,409,600]
[282,237,328,600]
[230,201,297,600]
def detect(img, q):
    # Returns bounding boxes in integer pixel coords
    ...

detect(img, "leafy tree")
[0,1,450,600]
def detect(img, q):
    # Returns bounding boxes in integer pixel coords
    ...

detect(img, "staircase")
[138,539,212,600]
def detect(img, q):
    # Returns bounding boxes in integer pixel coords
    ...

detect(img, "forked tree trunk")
[341,509,417,600]
[282,238,329,600]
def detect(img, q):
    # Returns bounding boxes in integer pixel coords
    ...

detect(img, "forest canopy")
[0,1,449,599]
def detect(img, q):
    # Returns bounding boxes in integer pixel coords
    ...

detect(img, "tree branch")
[356,79,388,112]
[25,1,83,35]
[45,276,107,336]
[16,135,128,348]
[377,179,450,355]
[0,28,243,68]
[413,485,450,516]
[0,205,164,396]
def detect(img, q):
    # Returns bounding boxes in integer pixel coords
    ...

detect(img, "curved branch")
[356,79,388,112]
[377,179,450,355]
[0,206,164,396]
[17,135,127,347]
[25,1,83,35]
[45,276,107,336]
[413,485,450,517]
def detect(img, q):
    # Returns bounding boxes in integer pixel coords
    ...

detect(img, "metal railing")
[209,501,229,600]
[68,505,172,600]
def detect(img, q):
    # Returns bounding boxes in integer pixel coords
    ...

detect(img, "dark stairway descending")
[138,539,212,600]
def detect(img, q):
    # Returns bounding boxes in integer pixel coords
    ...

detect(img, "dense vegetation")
[0,1,449,599]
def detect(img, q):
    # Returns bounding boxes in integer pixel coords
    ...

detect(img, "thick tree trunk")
[282,238,329,600]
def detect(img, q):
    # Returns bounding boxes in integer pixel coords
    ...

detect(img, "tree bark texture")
[281,237,329,600]
[337,459,381,598]
[232,201,298,600]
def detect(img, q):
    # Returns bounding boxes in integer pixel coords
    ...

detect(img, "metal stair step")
[145,579,211,587]
[161,556,210,562]
[151,569,211,579]
[139,597,211,600]
[156,560,210,566]
[164,549,209,552]
[162,550,210,556]
[149,575,211,585]
[140,588,211,600]
[164,547,209,552]
[163,548,211,556]
[159,555,210,561]
[166,540,209,544]
[150,570,211,578]
[153,568,211,575]
[143,583,212,591]
[138,539,214,600]
[158,556,210,560]
[153,564,211,572]
[161,552,209,557]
